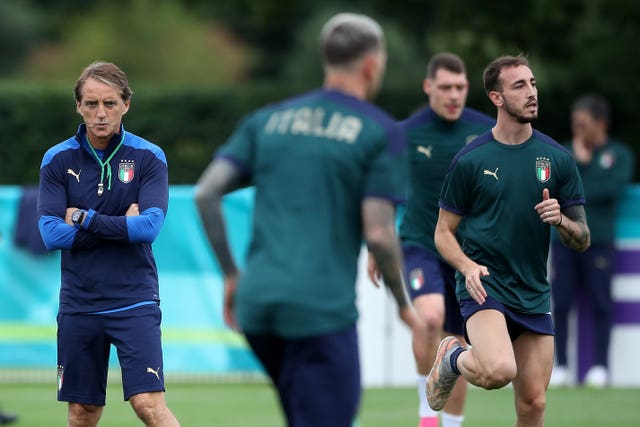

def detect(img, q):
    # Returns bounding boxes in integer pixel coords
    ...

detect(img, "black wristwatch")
[71,209,86,227]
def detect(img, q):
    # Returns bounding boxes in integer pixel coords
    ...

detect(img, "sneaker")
[584,365,608,388]
[426,336,462,411]
[548,365,569,388]
[0,411,17,425]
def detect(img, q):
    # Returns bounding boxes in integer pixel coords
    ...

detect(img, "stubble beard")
[503,97,538,124]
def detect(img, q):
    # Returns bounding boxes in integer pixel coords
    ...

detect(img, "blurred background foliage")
[1,0,639,183]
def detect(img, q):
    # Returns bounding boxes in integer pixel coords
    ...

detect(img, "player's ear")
[488,90,503,107]
[362,54,377,80]
[122,100,130,116]
[423,78,432,96]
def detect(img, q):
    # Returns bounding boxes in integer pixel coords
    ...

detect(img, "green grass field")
[1,381,639,426]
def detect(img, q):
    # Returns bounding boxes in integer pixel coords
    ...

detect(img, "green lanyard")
[86,133,125,196]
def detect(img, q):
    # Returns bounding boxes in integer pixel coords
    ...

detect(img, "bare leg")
[130,391,180,427]
[511,333,554,427]
[68,402,103,427]
[413,294,446,375]
[413,294,445,425]
[457,310,516,389]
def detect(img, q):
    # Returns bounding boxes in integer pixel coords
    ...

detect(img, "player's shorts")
[57,303,165,405]
[459,296,554,345]
[245,325,360,427]
[402,245,464,335]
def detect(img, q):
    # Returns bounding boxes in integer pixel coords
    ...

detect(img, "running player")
[397,53,494,427]
[428,54,590,426]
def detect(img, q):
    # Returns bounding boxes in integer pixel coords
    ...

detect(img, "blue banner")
[0,185,261,374]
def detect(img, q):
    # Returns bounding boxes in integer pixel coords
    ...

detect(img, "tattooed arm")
[195,158,249,329]
[535,189,590,253]
[556,204,591,253]
[195,158,248,277]
[362,198,417,328]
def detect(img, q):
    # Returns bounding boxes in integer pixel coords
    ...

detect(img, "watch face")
[72,210,82,223]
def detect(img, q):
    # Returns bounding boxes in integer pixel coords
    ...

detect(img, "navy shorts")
[459,296,554,346]
[57,303,166,405]
[245,325,360,427]
[402,245,464,335]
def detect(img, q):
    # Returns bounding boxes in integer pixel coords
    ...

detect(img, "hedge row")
[0,83,423,185]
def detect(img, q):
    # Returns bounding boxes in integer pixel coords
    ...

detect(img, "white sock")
[441,412,464,427]
[418,375,438,417]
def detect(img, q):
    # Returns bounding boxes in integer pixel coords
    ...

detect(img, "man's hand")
[461,263,489,305]
[535,188,562,227]
[367,251,382,288]
[223,274,239,331]
[65,207,77,226]
[126,203,139,216]
[572,136,592,164]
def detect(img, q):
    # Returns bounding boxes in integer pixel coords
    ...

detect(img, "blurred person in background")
[369,52,494,427]
[37,61,180,427]
[549,94,635,388]
[195,12,423,427]
[428,54,590,426]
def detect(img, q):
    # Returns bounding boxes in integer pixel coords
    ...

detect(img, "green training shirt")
[399,108,494,255]
[218,89,406,337]
[439,130,585,313]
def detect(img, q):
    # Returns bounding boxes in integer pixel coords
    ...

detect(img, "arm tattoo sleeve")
[195,159,248,276]
[362,198,410,310]
[558,204,591,252]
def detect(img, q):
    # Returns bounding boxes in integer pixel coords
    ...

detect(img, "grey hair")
[320,13,385,69]
[75,61,133,102]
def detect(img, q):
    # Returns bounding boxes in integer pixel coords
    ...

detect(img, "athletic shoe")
[548,365,569,387]
[584,365,608,388]
[426,336,462,411]
[0,411,17,425]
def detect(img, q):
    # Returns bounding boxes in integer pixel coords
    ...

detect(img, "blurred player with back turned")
[195,12,422,427]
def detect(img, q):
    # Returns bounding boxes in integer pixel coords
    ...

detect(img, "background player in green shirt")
[549,95,635,388]
[370,52,494,427]
[427,55,590,427]
[195,13,421,427]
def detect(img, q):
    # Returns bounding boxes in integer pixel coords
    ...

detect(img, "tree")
[15,0,252,88]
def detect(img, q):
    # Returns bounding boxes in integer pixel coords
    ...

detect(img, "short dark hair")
[572,94,610,124]
[483,54,530,93]
[427,53,466,79]
[320,13,385,69]
[75,61,133,102]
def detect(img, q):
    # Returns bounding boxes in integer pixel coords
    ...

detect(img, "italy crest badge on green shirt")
[536,157,551,182]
